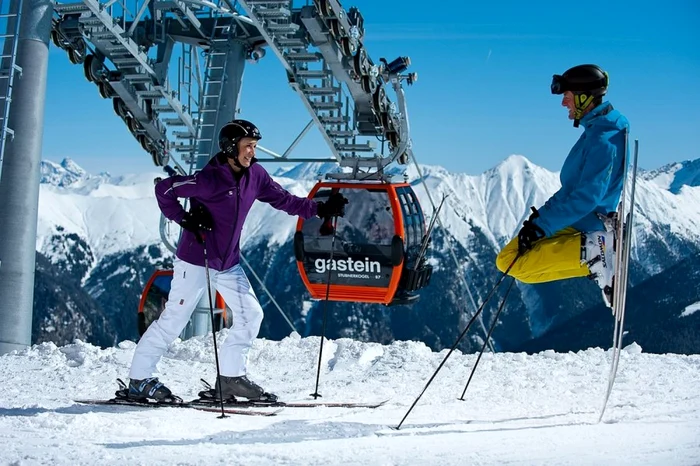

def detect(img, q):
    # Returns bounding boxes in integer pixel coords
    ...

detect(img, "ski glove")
[316,192,348,219]
[517,220,546,254]
[180,204,213,244]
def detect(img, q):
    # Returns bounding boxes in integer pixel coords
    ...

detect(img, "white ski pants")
[129,258,264,380]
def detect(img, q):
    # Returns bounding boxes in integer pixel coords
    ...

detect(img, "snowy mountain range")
[32,156,700,353]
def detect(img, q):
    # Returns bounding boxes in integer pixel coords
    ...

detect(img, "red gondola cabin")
[294,181,433,305]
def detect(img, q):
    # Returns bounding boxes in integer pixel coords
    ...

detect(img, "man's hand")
[180,204,213,243]
[517,220,545,254]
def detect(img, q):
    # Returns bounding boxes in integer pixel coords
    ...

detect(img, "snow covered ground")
[1,333,698,465]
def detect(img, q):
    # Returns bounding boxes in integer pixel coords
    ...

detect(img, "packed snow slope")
[0,333,698,465]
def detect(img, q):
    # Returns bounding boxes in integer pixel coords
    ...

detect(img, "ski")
[74,397,281,417]
[191,397,389,409]
[611,139,639,324]
[598,134,639,422]
[195,379,388,409]
[267,400,388,409]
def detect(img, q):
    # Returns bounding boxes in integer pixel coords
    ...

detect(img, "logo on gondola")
[314,257,381,274]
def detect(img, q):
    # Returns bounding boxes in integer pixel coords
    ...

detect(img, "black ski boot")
[215,375,278,402]
[127,377,178,403]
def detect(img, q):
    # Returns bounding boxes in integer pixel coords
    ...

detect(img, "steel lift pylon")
[0,0,422,352]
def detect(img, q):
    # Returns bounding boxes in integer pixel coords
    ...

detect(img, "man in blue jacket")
[128,119,348,402]
[496,64,630,308]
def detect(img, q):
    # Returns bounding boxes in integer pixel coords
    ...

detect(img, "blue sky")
[42,0,699,177]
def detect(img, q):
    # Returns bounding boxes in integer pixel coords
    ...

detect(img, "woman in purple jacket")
[127,119,347,402]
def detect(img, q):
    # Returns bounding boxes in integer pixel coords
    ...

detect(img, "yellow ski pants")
[496,227,590,283]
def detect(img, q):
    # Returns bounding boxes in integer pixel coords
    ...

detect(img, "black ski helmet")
[218,119,262,159]
[551,64,609,126]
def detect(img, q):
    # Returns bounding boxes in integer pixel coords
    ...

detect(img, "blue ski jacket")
[532,101,630,237]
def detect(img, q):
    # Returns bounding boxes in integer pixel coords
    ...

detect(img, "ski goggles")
[550,73,608,95]
[551,75,566,95]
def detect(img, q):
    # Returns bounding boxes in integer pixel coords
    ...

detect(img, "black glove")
[517,220,545,254]
[180,204,213,244]
[316,192,348,219]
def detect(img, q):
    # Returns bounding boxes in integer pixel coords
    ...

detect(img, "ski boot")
[198,376,278,403]
[125,377,181,404]
[217,375,278,402]
[582,229,616,308]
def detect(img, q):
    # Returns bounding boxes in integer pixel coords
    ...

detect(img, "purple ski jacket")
[155,154,318,271]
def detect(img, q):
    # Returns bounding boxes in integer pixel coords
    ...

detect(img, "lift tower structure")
[0,0,418,354]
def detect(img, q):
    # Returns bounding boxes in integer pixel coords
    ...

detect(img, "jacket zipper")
[222,176,241,267]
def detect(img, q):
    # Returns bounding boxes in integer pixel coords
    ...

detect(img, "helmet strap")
[231,153,245,169]
[572,93,596,127]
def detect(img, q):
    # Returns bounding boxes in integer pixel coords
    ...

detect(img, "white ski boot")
[582,229,616,307]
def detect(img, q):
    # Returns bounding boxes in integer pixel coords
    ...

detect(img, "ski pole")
[202,237,227,419]
[459,277,515,400]
[310,216,339,399]
[395,253,520,430]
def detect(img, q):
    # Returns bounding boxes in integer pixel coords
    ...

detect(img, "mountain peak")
[494,154,537,172]
[483,154,546,185]
[41,158,89,187]
[60,158,87,176]
[642,159,700,193]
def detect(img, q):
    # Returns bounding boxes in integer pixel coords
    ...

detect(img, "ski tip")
[355,398,390,408]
